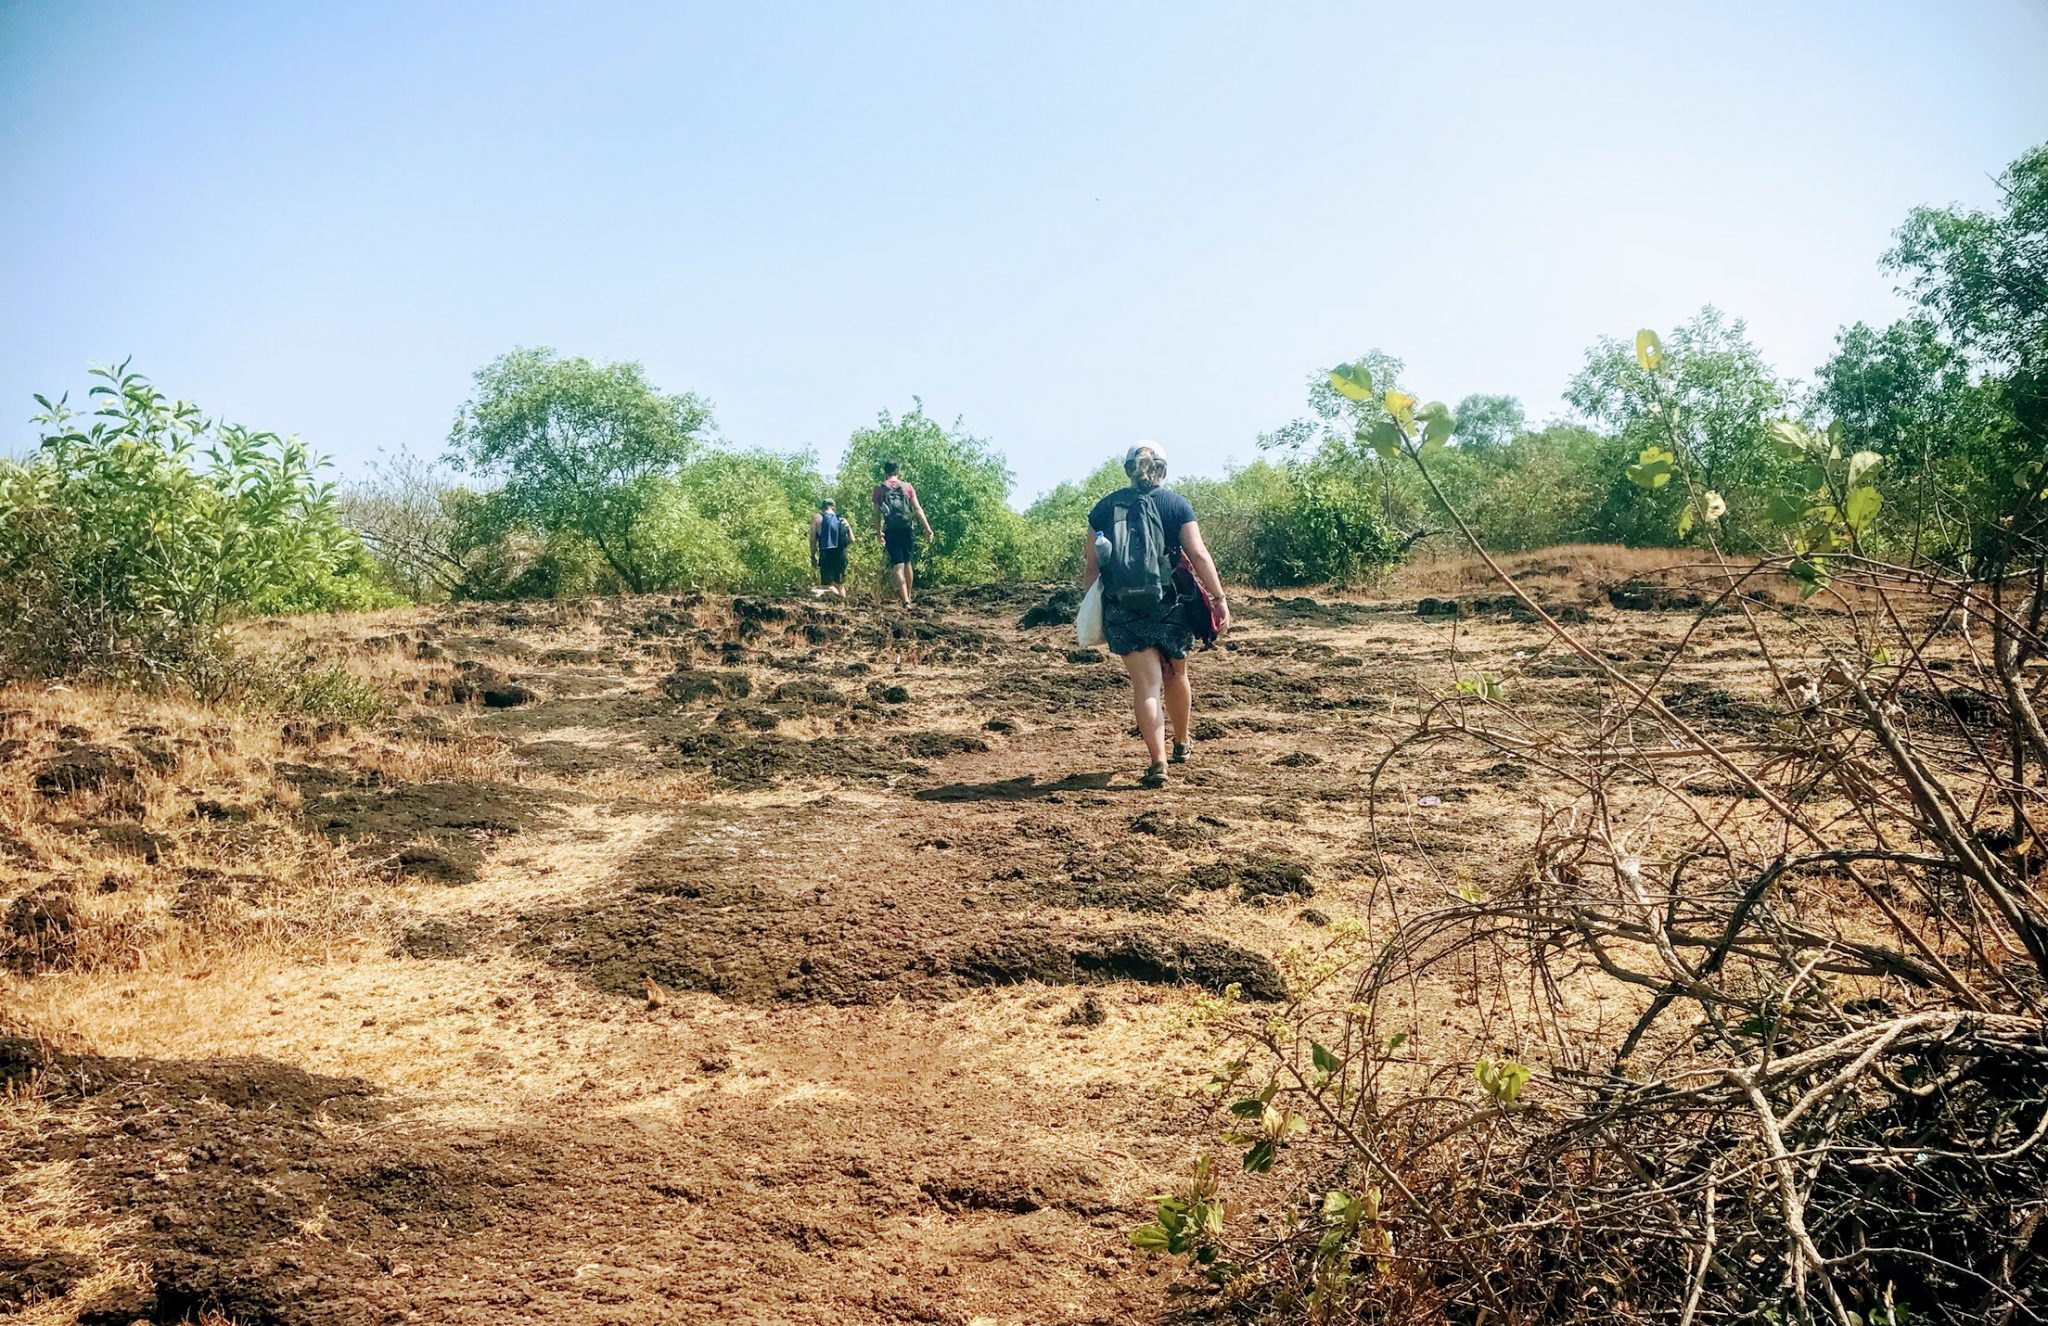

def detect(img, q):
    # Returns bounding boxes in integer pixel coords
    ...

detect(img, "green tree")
[1881,143,2046,564]
[833,403,1021,586]
[1815,318,1979,555]
[445,347,713,593]
[1260,350,1439,540]
[1889,144,2048,377]
[1449,393,1526,451]
[1566,308,1787,546]
[1302,348,1410,449]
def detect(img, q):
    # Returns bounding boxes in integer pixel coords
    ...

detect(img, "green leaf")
[1228,1097,1265,1118]
[1767,420,1808,459]
[1361,419,1404,460]
[1311,1042,1341,1076]
[1677,504,1695,539]
[1844,485,1882,531]
[1766,493,1808,527]
[1787,557,1830,598]
[1242,1139,1278,1173]
[1416,400,1455,452]
[1384,1030,1409,1051]
[1476,1056,1532,1105]
[1625,445,1675,490]
[1327,363,1376,403]
[1129,1223,1173,1252]
[1382,391,1416,429]
[1634,329,1665,372]
[1846,450,1882,488]
[1792,462,1828,494]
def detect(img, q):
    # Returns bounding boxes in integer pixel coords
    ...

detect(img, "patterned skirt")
[1103,593,1194,660]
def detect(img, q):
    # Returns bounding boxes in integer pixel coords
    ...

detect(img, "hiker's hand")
[1214,603,1233,639]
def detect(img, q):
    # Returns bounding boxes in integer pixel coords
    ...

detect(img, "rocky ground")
[0,556,1824,1324]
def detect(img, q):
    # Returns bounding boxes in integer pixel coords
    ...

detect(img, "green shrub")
[834,404,1020,586]
[1241,461,1399,587]
[673,449,821,592]
[1413,425,1618,552]
[0,364,393,687]
[1019,456,1401,589]
[1017,458,1128,580]
[1178,462,1297,584]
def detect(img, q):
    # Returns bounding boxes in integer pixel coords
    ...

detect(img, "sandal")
[1139,761,1168,788]
[1170,741,1191,765]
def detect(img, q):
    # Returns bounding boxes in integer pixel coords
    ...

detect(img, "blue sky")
[3,1,2043,502]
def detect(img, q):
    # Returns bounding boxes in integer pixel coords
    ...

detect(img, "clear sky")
[3,1,2043,502]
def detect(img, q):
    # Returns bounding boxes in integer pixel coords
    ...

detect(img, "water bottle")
[1094,530,1112,564]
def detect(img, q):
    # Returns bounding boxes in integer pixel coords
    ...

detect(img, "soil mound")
[1019,587,1083,629]
[667,730,924,789]
[1186,853,1313,901]
[0,1249,89,1313]
[298,777,572,884]
[957,925,1285,1000]
[1608,579,1706,612]
[32,741,142,797]
[17,1054,526,1326]
[524,814,1285,1005]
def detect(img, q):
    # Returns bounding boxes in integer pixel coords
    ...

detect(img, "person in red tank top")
[870,460,935,607]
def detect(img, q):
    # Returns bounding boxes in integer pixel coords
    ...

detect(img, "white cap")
[1125,440,1166,466]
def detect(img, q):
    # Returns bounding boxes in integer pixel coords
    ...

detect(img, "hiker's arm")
[1180,522,1231,636]
[1081,531,1099,590]
[809,515,820,562]
[911,491,935,540]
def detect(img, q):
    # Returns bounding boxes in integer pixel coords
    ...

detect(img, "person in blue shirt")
[810,499,853,599]
[1082,442,1231,787]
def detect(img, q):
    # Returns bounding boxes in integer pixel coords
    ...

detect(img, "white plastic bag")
[1075,580,1105,648]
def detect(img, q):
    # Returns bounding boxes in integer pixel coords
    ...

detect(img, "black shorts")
[1105,597,1193,660]
[884,526,915,566]
[818,546,847,584]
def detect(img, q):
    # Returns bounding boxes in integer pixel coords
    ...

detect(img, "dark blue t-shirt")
[1088,485,1196,555]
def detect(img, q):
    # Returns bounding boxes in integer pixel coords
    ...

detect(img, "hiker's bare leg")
[1164,657,1192,747]
[1121,649,1169,765]
[894,562,913,606]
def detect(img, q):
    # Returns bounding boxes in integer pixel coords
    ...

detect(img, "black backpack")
[1100,488,1172,609]
[817,511,845,551]
[879,483,914,536]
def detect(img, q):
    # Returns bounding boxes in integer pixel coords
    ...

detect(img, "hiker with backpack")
[1083,442,1231,788]
[810,498,852,599]
[871,460,935,608]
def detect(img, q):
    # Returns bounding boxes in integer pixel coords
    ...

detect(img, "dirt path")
[3,574,1775,1324]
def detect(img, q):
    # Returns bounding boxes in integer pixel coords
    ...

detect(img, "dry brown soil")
[1,555,1825,1325]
